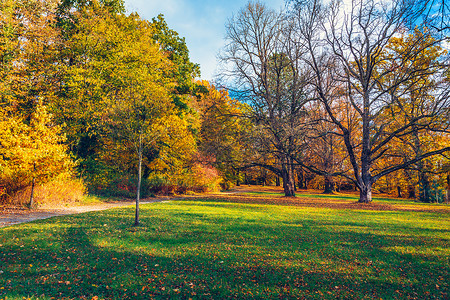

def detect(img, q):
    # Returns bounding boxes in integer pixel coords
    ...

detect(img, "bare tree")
[220,1,311,196]
[417,0,450,33]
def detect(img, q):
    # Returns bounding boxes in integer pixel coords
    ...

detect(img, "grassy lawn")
[0,192,449,299]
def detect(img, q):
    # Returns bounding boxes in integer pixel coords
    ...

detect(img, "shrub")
[5,174,86,207]
[189,163,222,192]
[146,164,221,196]
[147,175,178,196]
[90,175,153,199]
[0,103,76,205]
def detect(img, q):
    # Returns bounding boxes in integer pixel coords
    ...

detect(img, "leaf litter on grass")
[0,187,449,299]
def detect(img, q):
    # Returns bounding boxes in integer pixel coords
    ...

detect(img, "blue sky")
[124,0,287,81]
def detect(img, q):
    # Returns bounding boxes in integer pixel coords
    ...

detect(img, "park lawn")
[0,195,449,299]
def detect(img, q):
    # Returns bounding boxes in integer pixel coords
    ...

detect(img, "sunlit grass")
[0,196,449,299]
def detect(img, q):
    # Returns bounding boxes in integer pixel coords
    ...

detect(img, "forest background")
[0,0,449,206]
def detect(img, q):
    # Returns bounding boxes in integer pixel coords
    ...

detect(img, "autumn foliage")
[0,0,449,205]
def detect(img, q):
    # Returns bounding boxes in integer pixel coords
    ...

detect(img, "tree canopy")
[1,0,448,206]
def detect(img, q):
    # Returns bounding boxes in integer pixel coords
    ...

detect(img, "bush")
[147,175,178,196]
[189,163,222,192]
[0,103,77,205]
[90,175,153,199]
[146,164,222,196]
[220,180,233,191]
[4,174,86,207]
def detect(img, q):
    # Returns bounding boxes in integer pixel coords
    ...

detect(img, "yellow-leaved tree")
[0,102,75,206]
[60,5,200,225]
[194,80,252,189]
[0,0,80,206]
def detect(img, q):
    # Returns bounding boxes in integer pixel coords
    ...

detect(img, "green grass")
[0,196,449,299]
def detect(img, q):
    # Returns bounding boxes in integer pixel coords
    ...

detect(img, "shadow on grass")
[0,202,448,299]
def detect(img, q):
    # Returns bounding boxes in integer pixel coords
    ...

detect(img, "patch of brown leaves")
[205,186,450,214]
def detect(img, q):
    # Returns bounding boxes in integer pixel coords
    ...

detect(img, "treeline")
[216,0,450,202]
[0,0,244,205]
[1,0,449,205]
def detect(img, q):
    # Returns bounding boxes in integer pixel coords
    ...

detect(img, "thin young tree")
[64,9,174,225]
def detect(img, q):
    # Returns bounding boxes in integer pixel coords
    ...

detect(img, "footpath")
[0,199,163,228]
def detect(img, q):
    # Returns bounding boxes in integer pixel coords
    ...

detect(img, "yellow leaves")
[64,10,200,188]
[66,9,175,128]
[0,102,75,196]
[379,28,445,91]
[146,114,197,174]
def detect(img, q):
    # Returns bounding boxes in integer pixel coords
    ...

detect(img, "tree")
[221,1,311,196]
[302,103,349,193]
[1,0,203,209]
[58,6,178,224]
[378,29,449,202]
[151,14,200,95]
[0,0,78,205]
[293,0,450,202]
[0,0,61,117]
[0,101,74,206]
[195,80,251,188]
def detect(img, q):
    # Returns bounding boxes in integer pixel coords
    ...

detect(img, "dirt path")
[0,199,165,228]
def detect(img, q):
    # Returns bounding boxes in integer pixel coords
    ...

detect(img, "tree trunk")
[413,127,431,203]
[134,133,142,227]
[291,164,297,191]
[282,161,295,197]
[297,168,304,189]
[359,146,372,203]
[359,183,373,203]
[236,169,240,186]
[446,174,449,204]
[323,135,334,194]
[359,148,373,203]
[276,176,280,186]
[29,176,36,208]
[419,170,431,202]
[28,161,36,208]
[260,167,267,186]
[407,185,416,199]
[397,186,402,198]
[324,175,333,194]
